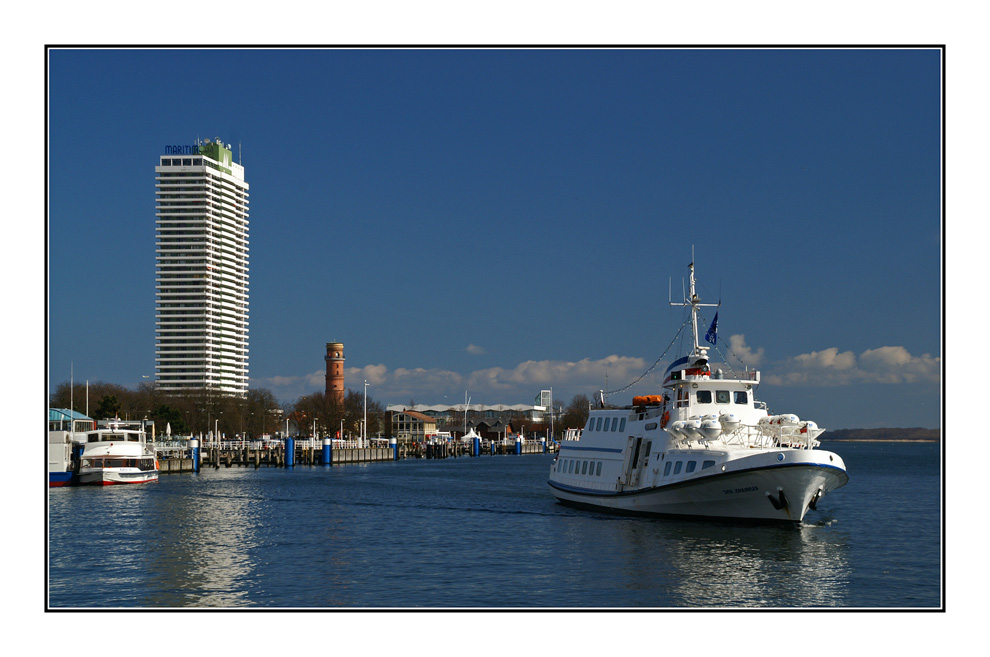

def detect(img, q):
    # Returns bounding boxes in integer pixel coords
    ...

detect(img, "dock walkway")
[156,438,553,474]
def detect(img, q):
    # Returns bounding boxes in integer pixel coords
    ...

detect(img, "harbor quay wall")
[158,458,195,473]
[157,439,552,474]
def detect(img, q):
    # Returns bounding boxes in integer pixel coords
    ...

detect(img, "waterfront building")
[386,402,545,424]
[391,410,438,445]
[155,139,250,395]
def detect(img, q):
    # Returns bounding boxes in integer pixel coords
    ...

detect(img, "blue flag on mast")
[705,312,718,345]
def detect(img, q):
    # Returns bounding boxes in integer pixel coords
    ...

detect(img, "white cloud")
[727,334,765,366]
[350,363,389,386]
[858,346,942,384]
[254,355,648,405]
[466,344,486,355]
[254,343,939,406]
[764,345,940,386]
[250,370,326,404]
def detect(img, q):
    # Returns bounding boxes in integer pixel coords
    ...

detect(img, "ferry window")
[673,462,683,475]
[702,460,715,470]
[619,418,626,432]
[581,461,588,474]
[596,462,602,476]
[686,461,697,473]
[696,390,712,404]
[643,441,652,462]
[611,417,619,431]
[716,390,730,404]
[182,158,192,166]
[664,461,672,476]
[586,417,595,430]
[734,391,748,404]
[596,417,603,431]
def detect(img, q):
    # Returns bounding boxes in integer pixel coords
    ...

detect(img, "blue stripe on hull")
[49,472,75,487]
[558,445,623,454]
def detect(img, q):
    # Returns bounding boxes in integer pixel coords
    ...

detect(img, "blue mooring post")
[541,437,547,454]
[472,436,480,457]
[491,439,496,456]
[390,437,398,461]
[190,438,200,473]
[515,436,522,455]
[322,436,332,466]
[286,437,295,467]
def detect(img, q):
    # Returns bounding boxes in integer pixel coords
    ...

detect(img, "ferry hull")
[549,463,848,523]
[78,469,158,486]
[49,472,75,487]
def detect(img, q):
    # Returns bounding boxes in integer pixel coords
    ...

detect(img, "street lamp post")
[363,380,369,448]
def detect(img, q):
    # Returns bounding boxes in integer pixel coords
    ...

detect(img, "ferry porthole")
[777,453,784,462]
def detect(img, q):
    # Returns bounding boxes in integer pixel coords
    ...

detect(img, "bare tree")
[560,394,591,432]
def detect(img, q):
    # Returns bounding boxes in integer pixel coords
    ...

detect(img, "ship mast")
[671,260,720,366]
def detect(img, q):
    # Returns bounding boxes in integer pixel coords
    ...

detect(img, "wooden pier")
[157,439,552,474]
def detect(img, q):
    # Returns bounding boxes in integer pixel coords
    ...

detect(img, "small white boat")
[548,260,848,523]
[77,422,159,486]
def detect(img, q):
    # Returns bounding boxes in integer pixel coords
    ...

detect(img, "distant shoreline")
[822,428,940,443]
[822,439,940,443]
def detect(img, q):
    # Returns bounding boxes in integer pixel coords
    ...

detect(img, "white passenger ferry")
[77,422,159,486]
[548,261,848,523]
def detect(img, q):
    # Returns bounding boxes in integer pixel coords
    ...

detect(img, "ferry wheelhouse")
[548,261,848,523]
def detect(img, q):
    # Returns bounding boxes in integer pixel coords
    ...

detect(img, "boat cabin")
[84,431,144,443]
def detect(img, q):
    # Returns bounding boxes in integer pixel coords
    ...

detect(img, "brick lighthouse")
[325,342,345,404]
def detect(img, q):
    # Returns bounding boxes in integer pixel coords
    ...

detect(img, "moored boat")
[48,408,94,487]
[547,260,848,523]
[77,421,159,485]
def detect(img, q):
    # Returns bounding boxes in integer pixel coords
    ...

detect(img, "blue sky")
[46,47,942,430]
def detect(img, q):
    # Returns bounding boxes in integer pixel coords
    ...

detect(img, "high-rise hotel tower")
[155,139,250,395]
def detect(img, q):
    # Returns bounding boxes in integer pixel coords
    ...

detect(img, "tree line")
[50,382,594,441]
[49,381,386,440]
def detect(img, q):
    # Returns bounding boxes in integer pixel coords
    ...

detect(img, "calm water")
[47,442,942,608]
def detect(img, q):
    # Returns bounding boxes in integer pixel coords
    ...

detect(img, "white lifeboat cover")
[683,419,703,439]
[700,419,722,440]
[719,413,741,432]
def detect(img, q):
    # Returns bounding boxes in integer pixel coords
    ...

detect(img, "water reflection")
[49,447,932,608]
[143,471,261,607]
[613,515,852,607]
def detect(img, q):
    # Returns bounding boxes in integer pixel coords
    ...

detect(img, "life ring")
[661,411,670,428]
